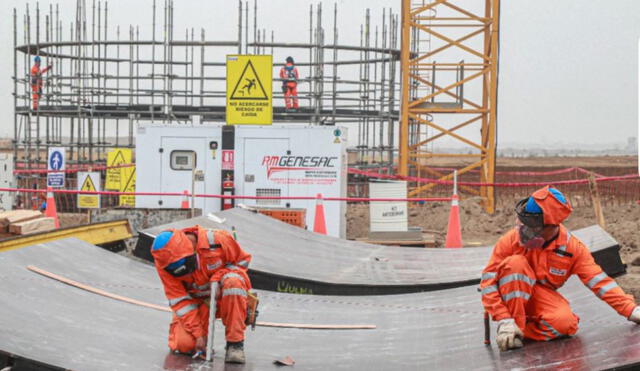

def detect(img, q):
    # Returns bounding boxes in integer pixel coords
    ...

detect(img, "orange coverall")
[279,63,299,109]
[31,63,51,110]
[151,227,252,353]
[481,225,636,341]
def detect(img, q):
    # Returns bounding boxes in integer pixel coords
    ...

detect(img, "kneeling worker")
[151,226,252,363]
[481,186,640,351]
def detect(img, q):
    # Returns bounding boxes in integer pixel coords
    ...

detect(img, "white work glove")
[496,318,524,351]
[628,306,640,324]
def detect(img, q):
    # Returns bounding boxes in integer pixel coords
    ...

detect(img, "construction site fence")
[10,164,640,212]
[347,167,640,209]
[2,187,451,213]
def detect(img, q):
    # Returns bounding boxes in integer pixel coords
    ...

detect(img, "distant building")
[627,137,638,154]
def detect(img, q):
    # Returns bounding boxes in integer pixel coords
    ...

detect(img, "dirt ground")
[347,155,640,298]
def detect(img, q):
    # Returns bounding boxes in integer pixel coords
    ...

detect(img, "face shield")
[164,254,198,277]
[514,198,546,249]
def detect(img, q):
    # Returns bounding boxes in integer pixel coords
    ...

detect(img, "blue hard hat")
[152,231,187,269]
[34,56,41,63]
[524,197,542,214]
[152,231,173,251]
[549,187,568,204]
[525,187,567,214]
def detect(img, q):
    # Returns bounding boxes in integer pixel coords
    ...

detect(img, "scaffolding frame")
[399,0,500,212]
[13,1,402,208]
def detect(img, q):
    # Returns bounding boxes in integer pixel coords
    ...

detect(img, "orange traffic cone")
[181,190,189,209]
[44,187,60,229]
[313,193,327,235]
[445,194,462,248]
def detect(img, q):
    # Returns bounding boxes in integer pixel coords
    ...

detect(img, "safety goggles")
[514,198,544,229]
[165,254,198,277]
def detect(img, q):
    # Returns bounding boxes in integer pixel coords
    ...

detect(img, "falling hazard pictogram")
[230,60,269,100]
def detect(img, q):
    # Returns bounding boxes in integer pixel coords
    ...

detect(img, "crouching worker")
[151,226,253,363]
[481,186,640,351]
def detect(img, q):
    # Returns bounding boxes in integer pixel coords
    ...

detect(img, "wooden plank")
[9,217,56,235]
[357,233,436,247]
[26,265,376,330]
[0,210,43,228]
[588,174,606,228]
[0,219,133,253]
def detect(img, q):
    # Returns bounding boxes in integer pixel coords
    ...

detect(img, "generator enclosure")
[0,154,14,210]
[136,124,347,237]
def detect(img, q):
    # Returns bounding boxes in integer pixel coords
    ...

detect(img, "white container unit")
[369,180,408,232]
[135,124,347,238]
[0,153,14,210]
[135,124,223,214]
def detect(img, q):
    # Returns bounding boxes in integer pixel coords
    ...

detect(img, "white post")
[453,170,458,196]
[205,281,219,362]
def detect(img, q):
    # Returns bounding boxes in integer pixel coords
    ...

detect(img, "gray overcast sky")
[0,0,639,148]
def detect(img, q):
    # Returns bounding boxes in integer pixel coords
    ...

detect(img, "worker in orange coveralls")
[279,56,299,110]
[480,185,640,351]
[31,56,52,110]
[151,226,252,363]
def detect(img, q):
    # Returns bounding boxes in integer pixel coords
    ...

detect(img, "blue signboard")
[47,147,65,188]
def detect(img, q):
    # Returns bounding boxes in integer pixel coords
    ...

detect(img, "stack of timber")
[0,210,56,236]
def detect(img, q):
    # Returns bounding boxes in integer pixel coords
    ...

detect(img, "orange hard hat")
[150,229,195,269]
[516,186,572,226]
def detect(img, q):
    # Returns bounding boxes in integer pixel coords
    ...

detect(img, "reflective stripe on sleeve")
[222,288,247,298]
[540,319,563,338]
[237,260,249,268]
[207,230,216,246]
[481,285,497,295]
[498,273,536,287]
[598,282,619,297]
[168,295,192,306]
[192,283,210,291]
[221,272,244,285]
[226,264,240,270]
[481,272,496,281]
[586,272,608,289]
[175,303,199,317]
[501,291,531,302]
[192,291,211,298]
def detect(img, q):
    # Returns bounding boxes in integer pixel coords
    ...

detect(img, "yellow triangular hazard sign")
[108,150,126,166]
[230,60,269,100]
[81,175,97,192]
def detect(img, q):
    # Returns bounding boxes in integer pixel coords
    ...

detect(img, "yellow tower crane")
[399,0,500,213]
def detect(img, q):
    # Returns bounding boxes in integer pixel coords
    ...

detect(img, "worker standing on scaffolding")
[31,56,53,110]
[279,56,299,110]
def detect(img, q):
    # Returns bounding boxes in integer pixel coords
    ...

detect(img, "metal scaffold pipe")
[13,1,401,206]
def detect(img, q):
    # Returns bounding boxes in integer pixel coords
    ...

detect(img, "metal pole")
[13,8,18,169]
[238,0,242,54]
[205,281,219,362]
[152,0,156,119]
[399,0,410,176]
[453,170,458,195]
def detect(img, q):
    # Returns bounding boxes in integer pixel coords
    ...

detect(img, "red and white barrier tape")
[347,168,639,187]
[0,187,451,203]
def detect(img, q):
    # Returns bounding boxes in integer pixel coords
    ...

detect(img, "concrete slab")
[0,239,638,370]
[134,209,625,295]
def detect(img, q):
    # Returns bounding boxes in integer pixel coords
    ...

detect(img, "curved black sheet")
[134,208,625,295]
[0,239,637,370]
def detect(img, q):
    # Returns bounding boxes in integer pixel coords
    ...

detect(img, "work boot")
[225,341,245,364]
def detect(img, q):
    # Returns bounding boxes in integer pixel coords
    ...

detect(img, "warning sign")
[226,55,272,125]
[106,148,132,190]
[77,172,100,208]
[119,167,136,207]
